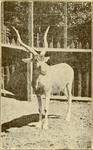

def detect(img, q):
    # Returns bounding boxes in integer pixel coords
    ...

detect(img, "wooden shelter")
[1,1,92,101]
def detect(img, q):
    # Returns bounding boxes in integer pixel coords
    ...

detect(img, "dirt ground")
[1,96,92,149]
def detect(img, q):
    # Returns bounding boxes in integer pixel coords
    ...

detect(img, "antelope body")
[13,26,74,129]
[36,63,73,95]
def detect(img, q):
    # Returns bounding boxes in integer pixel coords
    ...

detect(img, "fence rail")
[1,25,91,100]
[2,25,91,51]
[2,25,20,46]
[1,63,91,98]
[34,32,90,49]
[34,47,92,52]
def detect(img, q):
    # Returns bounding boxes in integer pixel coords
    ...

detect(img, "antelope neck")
[40,63,49,76]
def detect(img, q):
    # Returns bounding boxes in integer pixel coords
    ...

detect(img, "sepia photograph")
[1,0,92,149]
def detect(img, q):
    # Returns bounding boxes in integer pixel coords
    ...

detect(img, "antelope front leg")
[43,92,50,129]
[37,94,43,128]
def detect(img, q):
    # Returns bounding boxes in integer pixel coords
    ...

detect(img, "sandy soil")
[1,96,92,149]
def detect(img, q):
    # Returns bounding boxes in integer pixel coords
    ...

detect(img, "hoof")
[43,125,48,130]
[66,114,70,122]
[36,122,42,129]
[43,122,48,129]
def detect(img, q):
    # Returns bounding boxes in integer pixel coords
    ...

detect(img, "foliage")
[34,2,91,30]
[4,1,29,43]
[3,2,91,98]
[3,1,91,70]
[67,2,91,27]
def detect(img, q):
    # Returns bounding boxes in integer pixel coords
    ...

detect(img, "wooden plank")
[6,66,10,84]
[50,96,92,102]
[32,0,92,2]
[27,62,31,101]
[1,44,27,52]
[37,33,40,47]
[91,2,93,105]
[27,1,33,101]
[34,47,92,52]
[11,65,15,73]
[1,67,4,90]
[2,44,92,53]
[31,1,34,100]
[72,79,74,96]
[32,94,92,102]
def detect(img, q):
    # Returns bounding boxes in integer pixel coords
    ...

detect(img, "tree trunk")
[64,2,67,48]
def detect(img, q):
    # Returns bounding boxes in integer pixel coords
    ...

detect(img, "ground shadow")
[2,113,39,132]
[1,94,28,101]
[2,113,61,132]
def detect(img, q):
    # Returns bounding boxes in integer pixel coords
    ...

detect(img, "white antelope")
[12,26,74,129]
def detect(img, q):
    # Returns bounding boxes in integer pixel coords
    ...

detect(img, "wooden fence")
[1,63,91,98]
[1,25,90,50]
[34,32,90,49]
[2,25,20,46]
[1,25,91,100]
[1,65,15,91]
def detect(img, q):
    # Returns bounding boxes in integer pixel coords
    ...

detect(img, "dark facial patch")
[32,54,47,93]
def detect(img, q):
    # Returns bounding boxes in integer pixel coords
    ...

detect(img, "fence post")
[11,38,16,45]
[78,69,82,96]
[57,41,61,48]
[6,66,10,84]
[70,40,75,48]
[11,65,15,74]
[27,62,31,101]
[1,67,6,96]
[85,42,89,49]
[27,1,33,101]
[1,67,4,90]
[37,33,40,47]
[6,36,10,44]
[4,26,7,44]
[86,71,89,97]
[72,78,74,96]
[78,42,82,49]
[49,37,53,48]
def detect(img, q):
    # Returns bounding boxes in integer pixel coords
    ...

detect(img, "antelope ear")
[44,57,50,62]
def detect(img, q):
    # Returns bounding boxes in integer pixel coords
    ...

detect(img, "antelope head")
[12,26,50,71]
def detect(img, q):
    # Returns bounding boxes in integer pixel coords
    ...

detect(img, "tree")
[4,1,29,43]
[3,1,91,97]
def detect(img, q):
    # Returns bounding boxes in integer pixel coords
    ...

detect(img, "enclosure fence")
[1,1,92,102]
